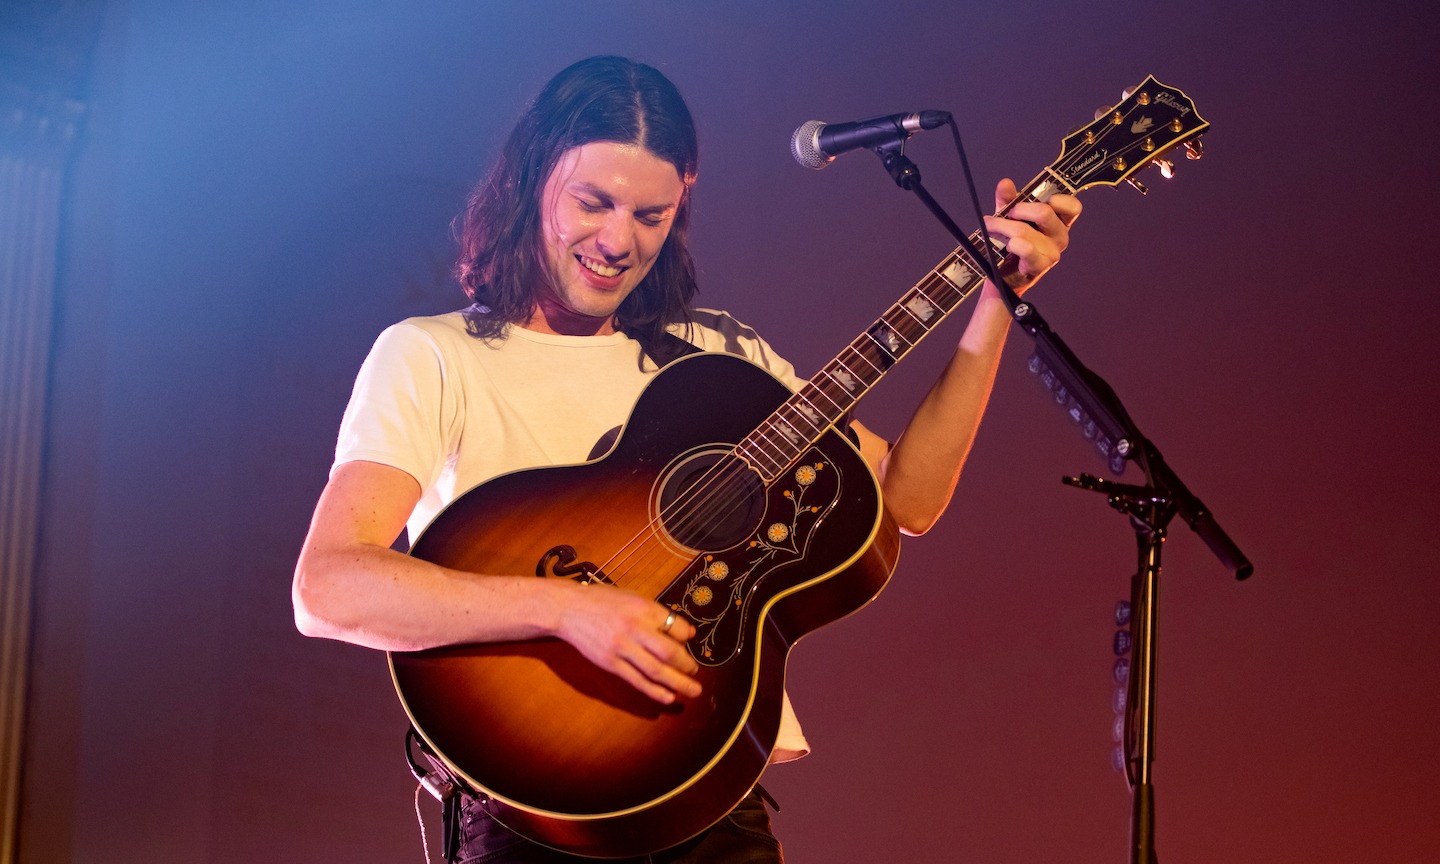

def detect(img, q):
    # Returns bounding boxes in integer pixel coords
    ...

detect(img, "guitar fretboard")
[734,173,1068,482]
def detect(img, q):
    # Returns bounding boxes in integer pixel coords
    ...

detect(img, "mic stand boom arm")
[870,141,1252,864]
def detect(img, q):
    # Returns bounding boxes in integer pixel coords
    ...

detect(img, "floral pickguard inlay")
[664,450,841,666]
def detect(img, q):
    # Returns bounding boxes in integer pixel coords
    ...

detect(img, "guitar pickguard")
[659,447,842,667]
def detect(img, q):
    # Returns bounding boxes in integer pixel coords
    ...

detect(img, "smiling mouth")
[577,255,626,279]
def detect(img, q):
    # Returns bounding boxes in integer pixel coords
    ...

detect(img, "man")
[293,55,1079,862]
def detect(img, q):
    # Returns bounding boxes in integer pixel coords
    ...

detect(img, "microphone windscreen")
[790,120,833,170]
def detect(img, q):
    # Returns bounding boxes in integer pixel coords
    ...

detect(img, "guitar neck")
[734,172,1059,483]
[733,74,1208,483]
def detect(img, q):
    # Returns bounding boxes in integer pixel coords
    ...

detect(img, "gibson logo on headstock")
[1154,92,1190,116]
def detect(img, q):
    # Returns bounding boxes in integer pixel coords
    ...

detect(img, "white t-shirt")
[335,307,812,760]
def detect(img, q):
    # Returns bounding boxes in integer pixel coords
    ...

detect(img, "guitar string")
[586,172,1065,602]
[587,244,994,597]
[583,164,1073,599]
[628,90,1185,545]
[581,261,979,595]
[585,250,991,604]
[582,326,921,599]
[577,93,1184,612]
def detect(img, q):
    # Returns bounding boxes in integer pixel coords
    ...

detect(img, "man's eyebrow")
[570,181,610,200]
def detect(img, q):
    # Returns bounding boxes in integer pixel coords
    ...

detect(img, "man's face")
[533,141,687,335]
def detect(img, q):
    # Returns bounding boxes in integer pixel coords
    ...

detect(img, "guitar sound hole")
[656,450,766,552]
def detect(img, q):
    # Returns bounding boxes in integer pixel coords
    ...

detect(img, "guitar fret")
[840,334,887,367]
[889,298,928,329]
[738,437,784,477]
[752,421,791,461]
[771,413,809,447]
[804,380,851,418]
[821,366,863,400]
[899,292,938,327]
[852,328,891,358]
[938,259,985,299]
[879,306,926,348]
[862,324,903,365]
[790,390,829,429]
[738,382,854,483]
[763,425,804,472]
[830,356,867,392]
[840,344,884,378]
[779,400,824,437]
[911,286,955,326]
[924,267,969,305]
[867,326,896,352]
[733,439,758,471]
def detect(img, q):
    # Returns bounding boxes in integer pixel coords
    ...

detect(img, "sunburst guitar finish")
[391,353,900,858]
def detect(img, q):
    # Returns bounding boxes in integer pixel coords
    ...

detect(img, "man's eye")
[577,199,605,212]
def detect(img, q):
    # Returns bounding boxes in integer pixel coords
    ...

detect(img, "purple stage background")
[20,1,1440,862]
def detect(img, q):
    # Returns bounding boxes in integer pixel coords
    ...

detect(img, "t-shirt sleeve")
[333,322,453,491]
[772,689,812,763]
[683,309,808,393]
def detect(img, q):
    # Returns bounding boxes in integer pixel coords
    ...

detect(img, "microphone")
[791,110,950,170]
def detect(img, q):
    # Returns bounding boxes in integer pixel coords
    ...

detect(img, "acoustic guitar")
[390,76,1207,858]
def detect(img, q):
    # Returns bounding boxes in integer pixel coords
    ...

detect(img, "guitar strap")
[656,328,704,364]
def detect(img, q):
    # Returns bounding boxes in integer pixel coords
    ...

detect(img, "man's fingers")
[624,639,702,702]
[994,177,1020,211]
[1052,193,1083,227]
[558,587,706,704]
[645,623,703,689]
[659,609,697,643]
[610,659,682,705]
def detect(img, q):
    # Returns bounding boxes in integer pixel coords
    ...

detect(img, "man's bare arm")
[292,460,701,704]
[854,179,1082,534]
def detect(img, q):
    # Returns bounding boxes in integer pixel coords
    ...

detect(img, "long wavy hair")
[456,56,700,360]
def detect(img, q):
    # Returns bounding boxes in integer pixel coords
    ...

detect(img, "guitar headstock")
[1050,75,1208,194]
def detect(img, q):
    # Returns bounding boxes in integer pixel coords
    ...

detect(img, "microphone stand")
[870,141,1252,864]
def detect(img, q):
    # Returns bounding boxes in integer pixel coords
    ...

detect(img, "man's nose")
[594,214,634,261]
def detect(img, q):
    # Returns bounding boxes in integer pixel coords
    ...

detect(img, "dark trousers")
[455,789,783,864]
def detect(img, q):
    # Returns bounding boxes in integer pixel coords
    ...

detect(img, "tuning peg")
[1184,138,1205,160]
[1125,178,1149,195]
[1094,84,1145,124]
[1153,158,1175,179]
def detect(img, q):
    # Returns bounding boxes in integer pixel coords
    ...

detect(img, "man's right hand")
[554,583,702,705]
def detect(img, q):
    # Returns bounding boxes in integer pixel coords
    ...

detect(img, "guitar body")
[390,352,901,857]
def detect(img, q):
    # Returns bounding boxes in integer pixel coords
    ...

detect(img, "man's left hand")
[981,178,1082,296]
